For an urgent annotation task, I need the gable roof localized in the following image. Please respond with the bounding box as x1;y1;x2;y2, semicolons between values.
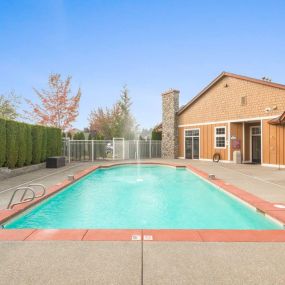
178;72;285;115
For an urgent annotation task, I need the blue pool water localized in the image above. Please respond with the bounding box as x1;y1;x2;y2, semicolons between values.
4;165;282;229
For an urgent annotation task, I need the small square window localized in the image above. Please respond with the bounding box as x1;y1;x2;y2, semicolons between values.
252;127;261;135
216;128;225;135
241;96;247;106
185;129;199;137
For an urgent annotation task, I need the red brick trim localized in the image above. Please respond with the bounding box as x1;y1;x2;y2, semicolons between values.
0;162;284;242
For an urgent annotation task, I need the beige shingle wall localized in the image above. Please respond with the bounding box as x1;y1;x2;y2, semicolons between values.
178;76;285;125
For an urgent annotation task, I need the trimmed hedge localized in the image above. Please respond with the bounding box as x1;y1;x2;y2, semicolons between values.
0;118;6;167
46;127;61;158
32;125;43;165
0;119;62;169
6;120;18;169
17;122;26;167
25;124;32;165
41;127;47;162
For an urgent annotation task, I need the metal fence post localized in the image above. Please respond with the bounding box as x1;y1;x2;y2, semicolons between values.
149;140;152;158
123;139;125;160
113;138;115;160
136;140;139;160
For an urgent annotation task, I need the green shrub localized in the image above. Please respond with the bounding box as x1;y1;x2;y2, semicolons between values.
47;128;57;157
17;122;27;167
46;127;62;157
41;127;47;162
151;130;162;140
6;120;18;168
0;118;6;167
56;129;62;155
32;125;43;164
73;132;85;140
25;124;32;165
2;119;61;168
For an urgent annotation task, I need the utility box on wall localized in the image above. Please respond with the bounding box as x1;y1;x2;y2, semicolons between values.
233;150;242;164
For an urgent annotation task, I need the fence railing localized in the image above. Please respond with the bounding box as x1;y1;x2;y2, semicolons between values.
62;139;162;162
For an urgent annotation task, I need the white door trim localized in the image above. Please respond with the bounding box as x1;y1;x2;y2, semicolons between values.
250;125;261;163
184;128;200;159
242;122;245;162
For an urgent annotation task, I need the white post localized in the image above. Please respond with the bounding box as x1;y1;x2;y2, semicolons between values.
149;140;152;158
113;138;115;160
261;119;263;165
228;122;231;161
242;122;245;162
91;140;94;162
123;138;125;160
136;140;139;160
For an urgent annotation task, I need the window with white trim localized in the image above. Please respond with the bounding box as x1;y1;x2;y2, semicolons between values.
185;129;199;137
215;127;226;148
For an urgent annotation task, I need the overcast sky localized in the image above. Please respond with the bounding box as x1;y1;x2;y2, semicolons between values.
1;0;284;130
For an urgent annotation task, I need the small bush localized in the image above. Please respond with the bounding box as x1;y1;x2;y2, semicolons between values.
46;127;62;157
55;129;62;155
73;132;85;140
151;130;162;140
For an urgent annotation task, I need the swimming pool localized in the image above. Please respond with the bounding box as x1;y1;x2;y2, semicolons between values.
4;165;282;229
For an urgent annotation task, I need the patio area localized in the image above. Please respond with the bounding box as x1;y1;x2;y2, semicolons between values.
1;160;285;284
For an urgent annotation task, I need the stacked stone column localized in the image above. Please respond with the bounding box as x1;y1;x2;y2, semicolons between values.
161;89;179;159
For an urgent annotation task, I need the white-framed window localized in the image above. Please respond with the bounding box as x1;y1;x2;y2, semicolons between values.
251;126;261;135
185;129;199;137
214;126;226;149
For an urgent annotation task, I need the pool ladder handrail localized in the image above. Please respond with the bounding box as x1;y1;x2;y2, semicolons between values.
7;184;47;210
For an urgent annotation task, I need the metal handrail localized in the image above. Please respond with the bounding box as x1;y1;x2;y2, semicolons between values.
28;184;46;199
7;187;35;209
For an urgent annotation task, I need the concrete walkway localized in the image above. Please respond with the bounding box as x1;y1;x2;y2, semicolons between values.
1;160;285;284
0;241;285;284
185;159;285;203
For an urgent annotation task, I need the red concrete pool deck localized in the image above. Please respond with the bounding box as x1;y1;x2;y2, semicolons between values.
1;229;285;242
1;161;285;242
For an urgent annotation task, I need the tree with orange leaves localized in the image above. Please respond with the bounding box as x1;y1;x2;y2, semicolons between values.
26;74;81;131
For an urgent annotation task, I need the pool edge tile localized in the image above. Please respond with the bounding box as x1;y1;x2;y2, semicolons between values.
142;230;202;241
0;229;36;241
198;230;285;242
25;229;88;241
83;229;142;241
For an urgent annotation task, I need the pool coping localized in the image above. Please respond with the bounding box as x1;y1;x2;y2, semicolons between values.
1;161;285;242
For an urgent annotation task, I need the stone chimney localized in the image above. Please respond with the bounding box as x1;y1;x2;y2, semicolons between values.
161;89;179;159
